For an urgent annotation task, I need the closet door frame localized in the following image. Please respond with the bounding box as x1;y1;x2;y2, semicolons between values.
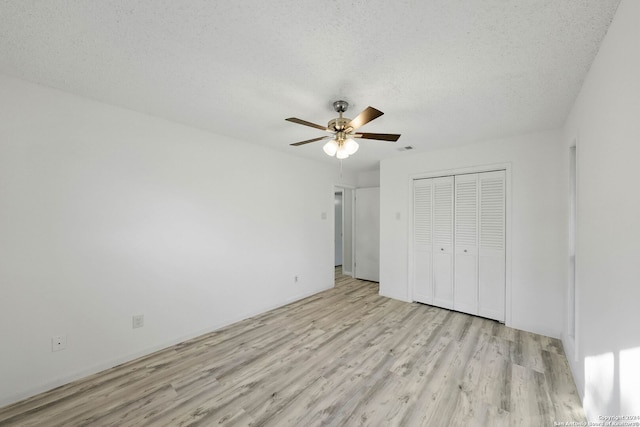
408;163;512;326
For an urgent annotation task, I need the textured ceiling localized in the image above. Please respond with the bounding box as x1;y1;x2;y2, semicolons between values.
0;0;620;172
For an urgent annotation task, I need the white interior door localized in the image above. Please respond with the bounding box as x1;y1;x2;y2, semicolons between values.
355;187;380;282
478;171;506;321
432;176;454;309
454;174;479;315
413;179;433;304
411;170;506;321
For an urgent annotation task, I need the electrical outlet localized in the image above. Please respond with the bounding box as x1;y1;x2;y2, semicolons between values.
132;314;144;329
51;335;67;352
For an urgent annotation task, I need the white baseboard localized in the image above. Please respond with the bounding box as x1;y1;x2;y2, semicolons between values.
508;321;562;340
0;284;333;409
379;290;412;303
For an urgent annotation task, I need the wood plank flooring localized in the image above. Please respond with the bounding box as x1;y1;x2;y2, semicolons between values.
0;267;586;426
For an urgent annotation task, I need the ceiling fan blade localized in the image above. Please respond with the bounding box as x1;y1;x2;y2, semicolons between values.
353;132;401;142
347;107;384;131
285;117;329;131
290;136;332;146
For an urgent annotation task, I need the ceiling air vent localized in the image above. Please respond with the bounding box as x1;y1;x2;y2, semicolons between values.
398;146;414;151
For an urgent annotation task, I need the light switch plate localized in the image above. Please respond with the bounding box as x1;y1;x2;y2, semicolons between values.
132;314;144;329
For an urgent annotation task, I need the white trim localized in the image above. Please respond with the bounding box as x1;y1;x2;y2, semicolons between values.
334;184;355;277
408;162;511;180
407;180;415;301
559;139;581;365
573;137;580;362
407;162;513;326
334;188;344;269
505;166;513;327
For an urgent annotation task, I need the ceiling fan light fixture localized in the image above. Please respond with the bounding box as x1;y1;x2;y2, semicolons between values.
336;148;349;160
323;139;339;156
344;138;359;155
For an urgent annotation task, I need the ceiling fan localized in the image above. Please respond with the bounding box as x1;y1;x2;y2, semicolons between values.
286;100;401;159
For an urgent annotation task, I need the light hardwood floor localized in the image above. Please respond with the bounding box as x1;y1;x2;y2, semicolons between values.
0;267;585;426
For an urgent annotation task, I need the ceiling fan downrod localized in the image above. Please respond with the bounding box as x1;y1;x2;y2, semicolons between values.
329;100;351;132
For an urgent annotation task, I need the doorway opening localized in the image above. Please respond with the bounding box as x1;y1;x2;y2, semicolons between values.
334;186;354;277
568;145;577;340
335;191;343;268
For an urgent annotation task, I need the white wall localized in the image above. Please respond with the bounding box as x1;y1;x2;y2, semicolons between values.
357;169;380;188
380;130;567;338
562;0;640;420
0;75;336;406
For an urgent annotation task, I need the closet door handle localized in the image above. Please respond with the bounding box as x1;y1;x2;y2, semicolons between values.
440;248;444;251
464;249;467;253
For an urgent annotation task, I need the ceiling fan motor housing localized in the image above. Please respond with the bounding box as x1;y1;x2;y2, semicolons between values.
328;117;352;132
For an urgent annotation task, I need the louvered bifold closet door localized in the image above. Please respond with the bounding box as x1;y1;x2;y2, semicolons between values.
454;174;479;315
413;179;433;304
478;170;506;321
432;176;454;309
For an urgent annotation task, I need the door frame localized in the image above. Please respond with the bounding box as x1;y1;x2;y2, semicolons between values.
334;190;344;268
334;185;355;277
566;140;579;362
407;162;512;326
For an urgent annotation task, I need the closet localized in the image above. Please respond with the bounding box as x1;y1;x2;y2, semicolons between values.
413;170;505;322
